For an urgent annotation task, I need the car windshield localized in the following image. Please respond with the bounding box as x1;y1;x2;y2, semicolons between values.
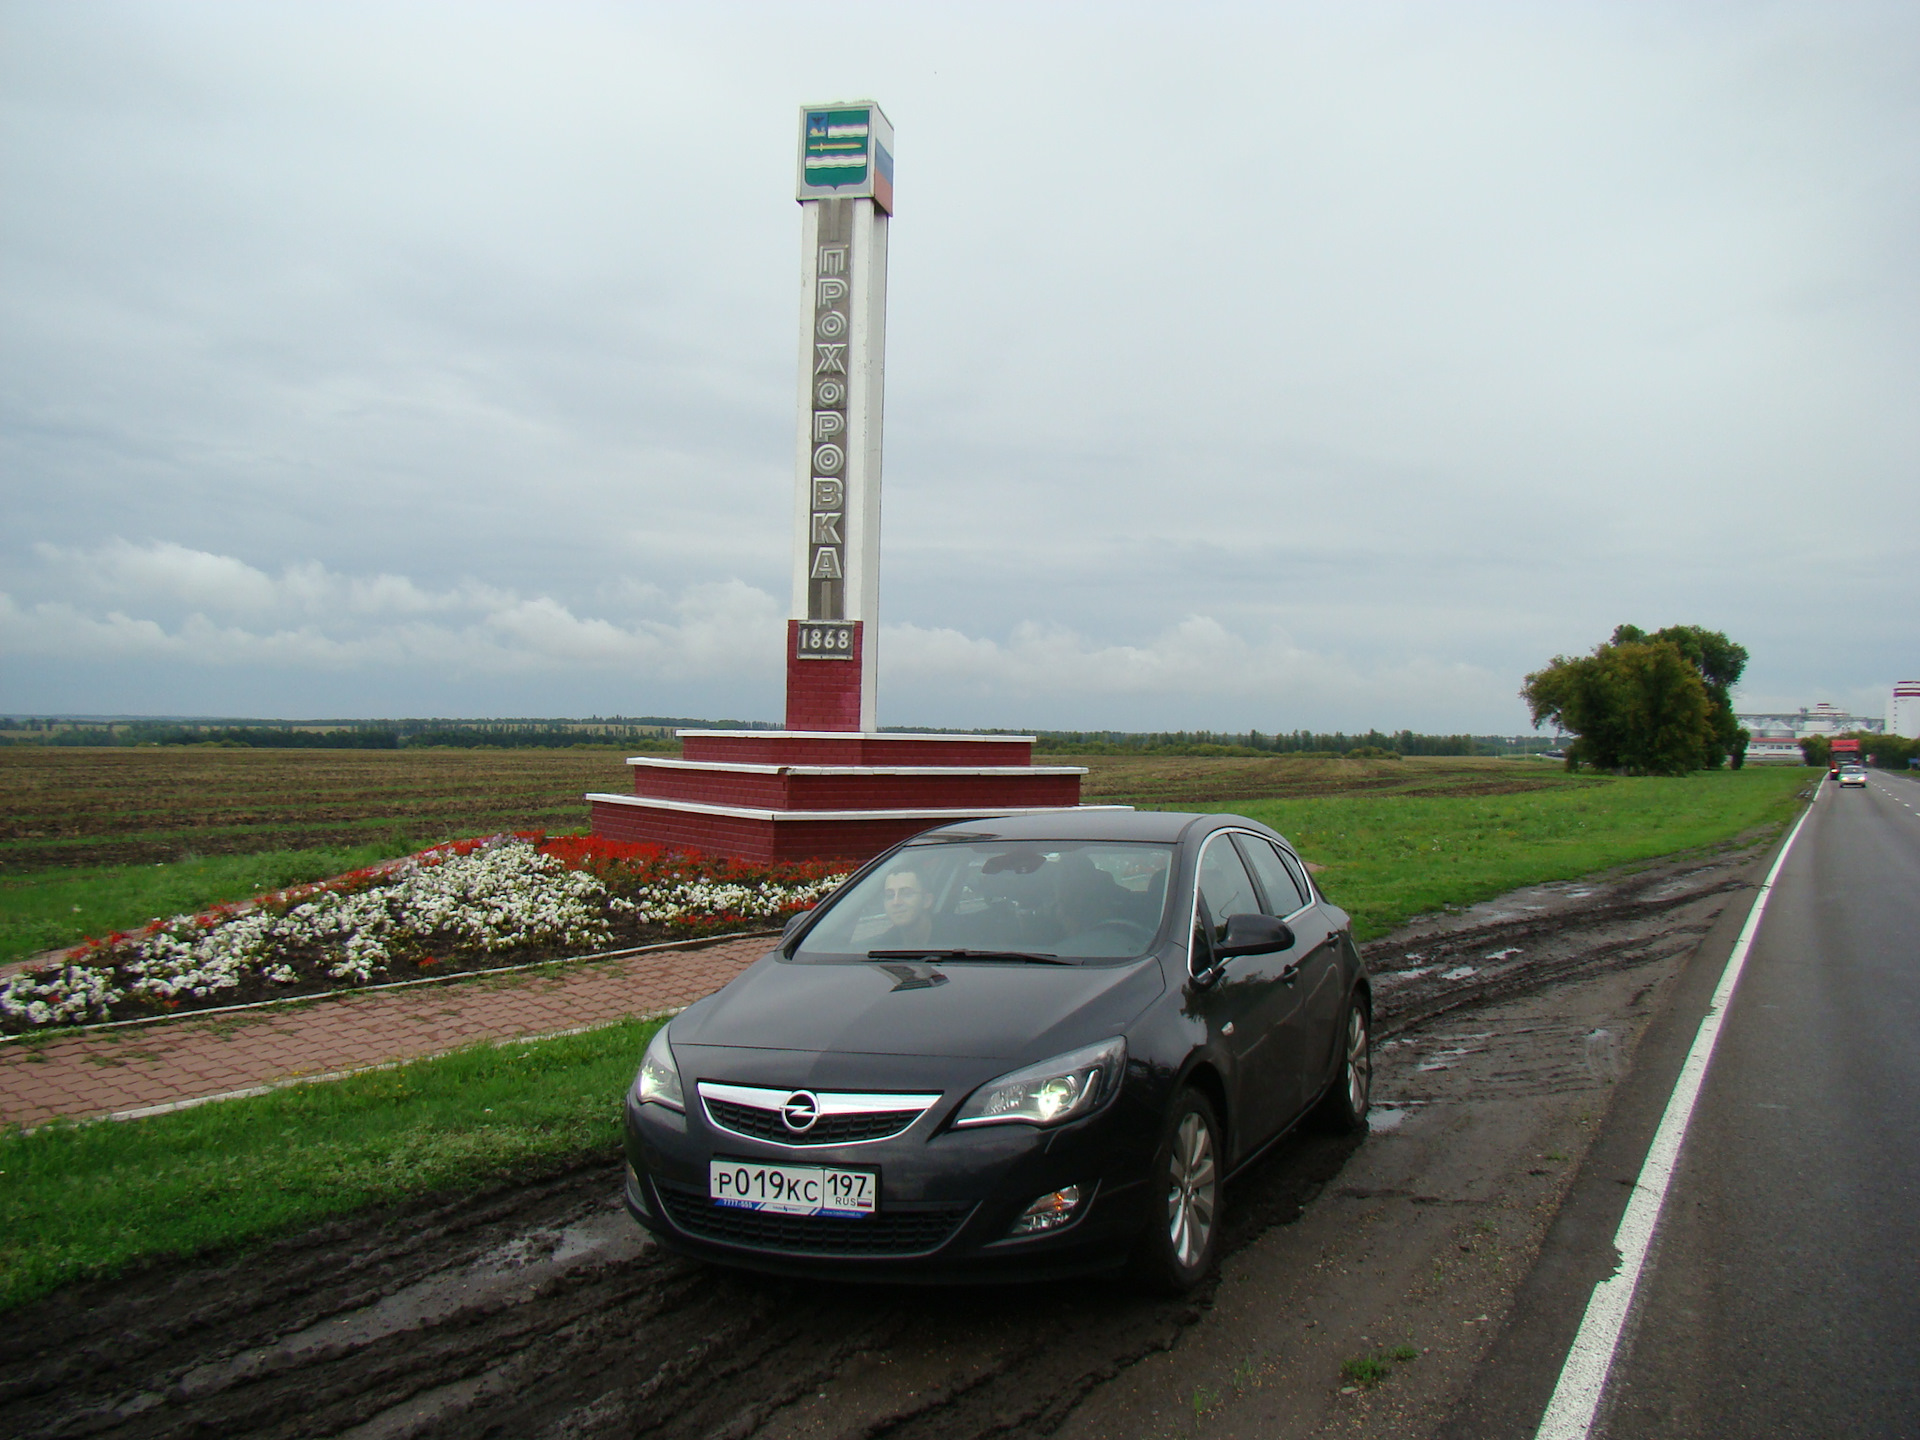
792;841;1176;964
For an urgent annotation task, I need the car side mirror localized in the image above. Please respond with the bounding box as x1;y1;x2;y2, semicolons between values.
1215;912;1294;959
780;908;814;944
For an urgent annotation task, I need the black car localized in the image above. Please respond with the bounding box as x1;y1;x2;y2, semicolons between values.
621;809;1371;1291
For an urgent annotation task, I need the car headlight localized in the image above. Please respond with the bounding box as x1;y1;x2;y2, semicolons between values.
953;1038;1126;1128
637;1024;684;1111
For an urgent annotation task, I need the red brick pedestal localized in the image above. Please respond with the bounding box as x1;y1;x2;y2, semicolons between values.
786;620;863;731
587;729;1123;864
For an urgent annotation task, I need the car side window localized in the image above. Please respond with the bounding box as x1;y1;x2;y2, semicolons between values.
1235;835;1308;916
1196;835;1261;946
1277;846;1316;906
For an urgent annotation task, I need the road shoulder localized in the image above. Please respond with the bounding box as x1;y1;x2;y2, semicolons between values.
1431;811;1807;1439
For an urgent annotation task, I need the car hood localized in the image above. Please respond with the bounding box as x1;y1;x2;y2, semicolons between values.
670;950;1167;1064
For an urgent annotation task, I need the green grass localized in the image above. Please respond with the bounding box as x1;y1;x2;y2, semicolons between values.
1341;1355;1392;1386
0;762;1816;1314
1231;767;1809;940
1341;1345;1420;1388
0;842;426;965
0;1015;659;1312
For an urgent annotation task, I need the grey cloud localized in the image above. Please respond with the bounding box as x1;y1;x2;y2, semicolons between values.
2;1;1915;729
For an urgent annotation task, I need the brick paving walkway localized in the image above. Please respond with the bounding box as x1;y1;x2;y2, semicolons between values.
0;934;775;1131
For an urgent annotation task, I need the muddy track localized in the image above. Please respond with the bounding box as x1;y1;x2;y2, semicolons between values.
0;847;1758;1440
1361;857;1753;1039
0;1138;1362;1440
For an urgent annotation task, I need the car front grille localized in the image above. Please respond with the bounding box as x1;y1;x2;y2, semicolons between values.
695;1082;941;1148
654;1184;972;1257
704;1099;917;1145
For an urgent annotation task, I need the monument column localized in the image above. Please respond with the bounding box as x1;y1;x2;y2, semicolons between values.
585;99;1106;863
786;101;893;733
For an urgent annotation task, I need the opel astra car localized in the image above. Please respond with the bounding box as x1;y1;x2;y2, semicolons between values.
621;810;1371;1291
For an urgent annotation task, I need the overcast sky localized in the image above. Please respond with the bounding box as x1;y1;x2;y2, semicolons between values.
3;1;1914;732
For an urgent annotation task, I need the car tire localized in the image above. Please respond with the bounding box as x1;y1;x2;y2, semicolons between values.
1130;1088;1224;1295
1310;995;1372;1133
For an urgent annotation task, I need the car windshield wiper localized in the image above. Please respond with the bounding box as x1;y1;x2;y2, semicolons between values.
866;948;1072;965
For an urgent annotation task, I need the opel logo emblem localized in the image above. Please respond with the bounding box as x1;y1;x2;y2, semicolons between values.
781;1091;819;1132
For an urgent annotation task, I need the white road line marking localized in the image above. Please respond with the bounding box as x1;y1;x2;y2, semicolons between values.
1533;803;1813;1440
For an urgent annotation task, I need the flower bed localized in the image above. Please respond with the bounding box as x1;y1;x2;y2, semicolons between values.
0;836;852;1033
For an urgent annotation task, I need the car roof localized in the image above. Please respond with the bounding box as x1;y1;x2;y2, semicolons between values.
907;809;1230;845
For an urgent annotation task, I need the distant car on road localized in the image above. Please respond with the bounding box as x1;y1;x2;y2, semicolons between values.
621;809;1371;1292
1838;764;1868;788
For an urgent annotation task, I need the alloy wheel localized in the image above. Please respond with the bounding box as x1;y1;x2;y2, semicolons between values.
1345;1006;1371;1114
1166;1111;1218;1268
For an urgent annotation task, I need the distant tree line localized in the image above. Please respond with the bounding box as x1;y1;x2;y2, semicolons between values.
3;718;1563;759
1027;729;1557;759
1799;732;1920;770
0;716;775;750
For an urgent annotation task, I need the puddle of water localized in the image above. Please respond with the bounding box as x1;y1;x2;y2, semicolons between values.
1368;1108;1409;1133
1441;965;1477;981
1583;1028;1620;1083
1483;948;1522;962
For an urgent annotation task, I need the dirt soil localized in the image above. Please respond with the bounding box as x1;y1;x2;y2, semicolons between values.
0;843;1763;1440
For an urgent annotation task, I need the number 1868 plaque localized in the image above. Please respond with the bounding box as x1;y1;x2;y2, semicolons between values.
795;622;855;660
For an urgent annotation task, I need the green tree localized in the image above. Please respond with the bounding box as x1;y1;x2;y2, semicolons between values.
1523;631;1722;775
1864;732;1920;769
1614;624;1749;768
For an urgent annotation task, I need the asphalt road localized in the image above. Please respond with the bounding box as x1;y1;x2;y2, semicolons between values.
1443;772;1920;1440
1595;771;1920;1438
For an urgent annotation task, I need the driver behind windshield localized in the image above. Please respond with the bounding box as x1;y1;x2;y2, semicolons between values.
870;866;936;951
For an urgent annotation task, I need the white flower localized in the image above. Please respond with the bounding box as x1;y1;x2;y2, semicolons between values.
3;839;850;1030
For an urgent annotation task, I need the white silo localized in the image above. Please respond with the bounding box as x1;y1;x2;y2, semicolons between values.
1893;681;1920;740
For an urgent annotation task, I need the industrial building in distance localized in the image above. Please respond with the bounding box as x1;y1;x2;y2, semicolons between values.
1735;696;1913;763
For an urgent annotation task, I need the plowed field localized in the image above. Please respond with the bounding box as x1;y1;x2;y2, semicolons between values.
0;749;1582;874
0;748;636;872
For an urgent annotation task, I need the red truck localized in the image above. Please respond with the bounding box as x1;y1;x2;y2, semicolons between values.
1829;737;1862;777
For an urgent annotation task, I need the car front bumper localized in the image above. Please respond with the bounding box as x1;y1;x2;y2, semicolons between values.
622;1087;1158;1283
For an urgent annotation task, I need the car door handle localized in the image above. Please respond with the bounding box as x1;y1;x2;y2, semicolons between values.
1279;962;1300;984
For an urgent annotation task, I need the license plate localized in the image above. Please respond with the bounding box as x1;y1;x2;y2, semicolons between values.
709;1159;877;1217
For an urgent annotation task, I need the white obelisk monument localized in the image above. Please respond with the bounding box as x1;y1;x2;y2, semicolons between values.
785;101;893;732
586;102;1105;862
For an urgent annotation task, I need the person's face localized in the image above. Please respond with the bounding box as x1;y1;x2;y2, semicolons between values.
883;871;928;929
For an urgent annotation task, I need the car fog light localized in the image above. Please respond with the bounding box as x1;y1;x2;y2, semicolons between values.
1010;1185;1084;1235
623;1162;660;1221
